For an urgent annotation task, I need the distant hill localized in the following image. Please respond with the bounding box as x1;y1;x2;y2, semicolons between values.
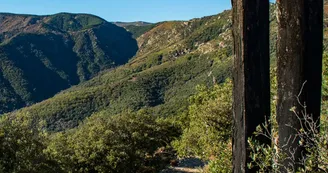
0;13;138;114
113;21;153;27
113;21;157;38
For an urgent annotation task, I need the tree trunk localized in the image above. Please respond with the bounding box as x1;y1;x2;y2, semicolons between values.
276;0;323;171
232;0;270;172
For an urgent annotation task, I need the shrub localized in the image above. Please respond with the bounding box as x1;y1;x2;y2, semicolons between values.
45;110;180;173
172;80;232;172
0;113;60;173
248;105;328;172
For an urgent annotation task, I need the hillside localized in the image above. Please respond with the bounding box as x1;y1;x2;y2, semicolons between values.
0;13;138;114
7;10;233;131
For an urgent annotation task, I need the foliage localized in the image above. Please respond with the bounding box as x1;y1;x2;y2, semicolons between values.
322;54;328;99
248;110;328;173
248;52;328;173
172;80;232;170
44;111;180;173
0;110;180;172
204;142;232;173
0;113;61;173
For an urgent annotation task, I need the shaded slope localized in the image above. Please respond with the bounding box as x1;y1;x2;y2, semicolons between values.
0;13;138;114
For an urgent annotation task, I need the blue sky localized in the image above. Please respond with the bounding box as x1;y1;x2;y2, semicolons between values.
0;0;232;23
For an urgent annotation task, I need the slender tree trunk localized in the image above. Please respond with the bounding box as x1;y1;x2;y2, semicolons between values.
276;0;323;171
232;0;270;172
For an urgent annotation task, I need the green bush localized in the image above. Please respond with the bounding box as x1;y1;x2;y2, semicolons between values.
173;80;232;170
0;113;60;173
45;110;180;173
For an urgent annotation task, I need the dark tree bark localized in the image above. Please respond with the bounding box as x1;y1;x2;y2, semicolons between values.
232;0;270;172
276;0;323;171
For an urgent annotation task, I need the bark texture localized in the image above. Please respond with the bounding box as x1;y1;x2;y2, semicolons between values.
276;0;323;171
232;0;270;172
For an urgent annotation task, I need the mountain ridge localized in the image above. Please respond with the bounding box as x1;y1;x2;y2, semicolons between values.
113;21;153;27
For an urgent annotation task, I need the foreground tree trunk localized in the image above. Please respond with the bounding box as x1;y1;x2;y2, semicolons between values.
276;0;323;171
232;0;270;172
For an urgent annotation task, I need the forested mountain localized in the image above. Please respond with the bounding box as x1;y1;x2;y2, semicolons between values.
7;10;233;131
0;13;138;114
